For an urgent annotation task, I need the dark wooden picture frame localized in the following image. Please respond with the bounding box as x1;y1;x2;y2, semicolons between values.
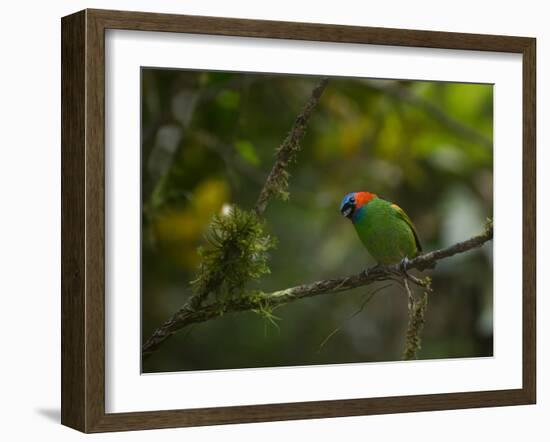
61;8;536;433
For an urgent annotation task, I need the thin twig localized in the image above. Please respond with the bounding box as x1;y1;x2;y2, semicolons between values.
403;278;414;312
318;283;392;352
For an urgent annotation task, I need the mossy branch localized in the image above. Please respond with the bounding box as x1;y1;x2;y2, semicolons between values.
142;223;493;359
402;282;431;361
255;78;329;216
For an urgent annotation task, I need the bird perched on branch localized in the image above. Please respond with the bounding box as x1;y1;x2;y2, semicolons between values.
340;191;422;266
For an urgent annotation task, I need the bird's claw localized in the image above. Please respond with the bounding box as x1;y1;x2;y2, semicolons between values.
399;257;410;275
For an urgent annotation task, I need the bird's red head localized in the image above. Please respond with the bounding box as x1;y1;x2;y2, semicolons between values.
354;191;377;209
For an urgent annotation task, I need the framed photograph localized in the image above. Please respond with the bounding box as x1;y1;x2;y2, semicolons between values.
61;9;536;433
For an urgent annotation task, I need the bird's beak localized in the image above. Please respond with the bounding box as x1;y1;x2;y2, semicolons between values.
341;204;354;219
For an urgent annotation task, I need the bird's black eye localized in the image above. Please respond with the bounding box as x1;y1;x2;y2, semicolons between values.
350;197;355;204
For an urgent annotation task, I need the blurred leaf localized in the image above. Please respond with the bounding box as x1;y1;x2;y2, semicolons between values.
234;140;260;165
193;178;230;213
444;83;492;122
152;178;231;270
427;145;467;174
216;89;240;109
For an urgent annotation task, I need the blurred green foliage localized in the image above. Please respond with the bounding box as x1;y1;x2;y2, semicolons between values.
141;69;493;373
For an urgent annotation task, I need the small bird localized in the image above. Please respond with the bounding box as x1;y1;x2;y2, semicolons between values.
340;191;422;266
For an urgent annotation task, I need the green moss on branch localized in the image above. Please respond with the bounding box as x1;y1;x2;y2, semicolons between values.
191;206;276;302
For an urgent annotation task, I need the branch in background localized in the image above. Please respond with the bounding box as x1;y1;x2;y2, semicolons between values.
255;78;329;216
142;223;493;359
364;80;493;149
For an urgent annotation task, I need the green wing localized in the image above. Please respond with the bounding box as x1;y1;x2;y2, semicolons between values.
389;203;423;253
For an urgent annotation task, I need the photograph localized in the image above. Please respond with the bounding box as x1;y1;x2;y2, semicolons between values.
140;69;494;373
53;4;537;435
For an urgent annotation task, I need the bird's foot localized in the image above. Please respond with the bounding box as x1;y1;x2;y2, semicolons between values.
399;257;410;276
398;257;426;289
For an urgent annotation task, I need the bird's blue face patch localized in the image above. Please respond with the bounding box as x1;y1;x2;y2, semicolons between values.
339;193;355;211
340;192;357;219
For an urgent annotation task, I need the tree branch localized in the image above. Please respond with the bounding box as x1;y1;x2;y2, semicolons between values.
255;78;329;216
142;222;493;359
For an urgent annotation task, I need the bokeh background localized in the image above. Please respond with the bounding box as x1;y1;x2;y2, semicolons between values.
141;69;493;373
